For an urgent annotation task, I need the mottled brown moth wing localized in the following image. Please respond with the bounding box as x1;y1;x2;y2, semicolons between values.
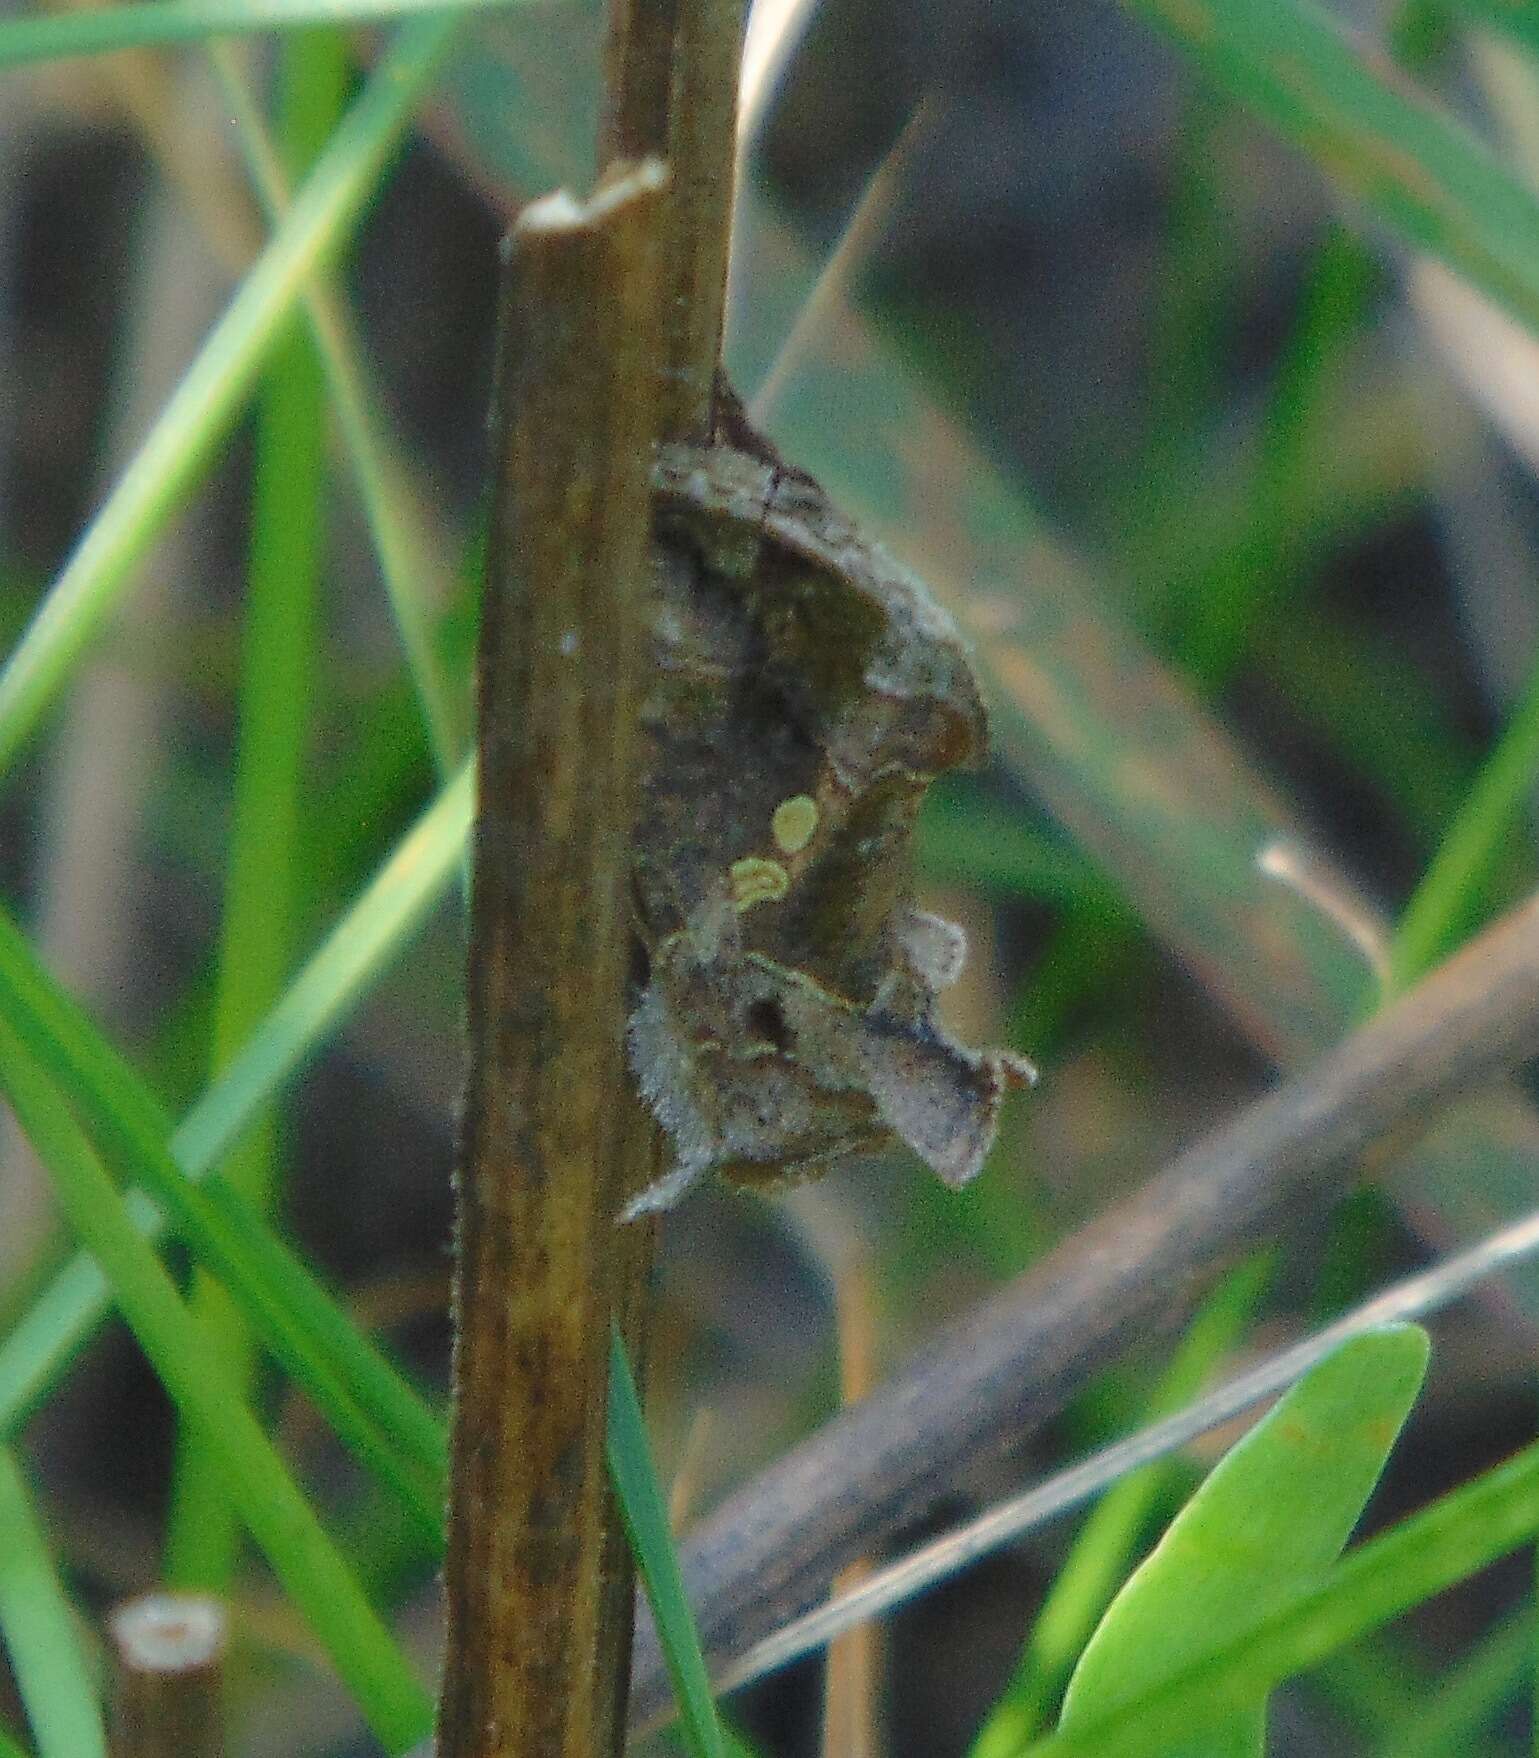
622;419;1034;1222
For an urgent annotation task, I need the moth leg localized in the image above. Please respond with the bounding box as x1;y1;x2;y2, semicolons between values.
617;1156;711;1223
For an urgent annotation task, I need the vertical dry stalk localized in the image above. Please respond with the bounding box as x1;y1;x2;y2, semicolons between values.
656;0;744;440
602;0;749;442
437;161;666;1758
599;0;681;164
436;11;746;1756
108;1593;226;1758
589;2;747;1748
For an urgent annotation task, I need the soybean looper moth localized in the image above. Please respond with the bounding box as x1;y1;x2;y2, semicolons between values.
622;398;1035;1221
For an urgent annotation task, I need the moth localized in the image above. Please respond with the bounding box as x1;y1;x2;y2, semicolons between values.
622;400;1035;1221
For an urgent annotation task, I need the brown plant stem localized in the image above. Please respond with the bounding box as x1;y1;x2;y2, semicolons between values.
436;162;665;1758
602;0;748;441
599;0;681;163
627;886;1539;1730
656;0;744;440
590;2;745;1745
108;1593;226;1758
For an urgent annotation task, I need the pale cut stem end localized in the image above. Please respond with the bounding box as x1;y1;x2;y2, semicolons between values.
109;1593;226;1758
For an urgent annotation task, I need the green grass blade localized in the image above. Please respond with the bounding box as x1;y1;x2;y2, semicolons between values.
1176;227;1379;686
1263;613;1476;855
1118;0;1539;340
209;45;465;773
1016;1340;1539;1758
608;1328;726;1758
0;760;470;1463
1024;1415;1539;1758
0;907;444;1539
1388;655;1539;988
1450;0;1539;60
1370;1606;1530;1758
0;1447;105;1758
1056;1326;1428;1756
1142;91;1234;451
175;753;472;1170
918;790;1110;906
1311;1634;1424;1734
0;13;460;778
0;0;510;68
167;18;343;1599
0;1017;433;1751
970;1257;1272;1758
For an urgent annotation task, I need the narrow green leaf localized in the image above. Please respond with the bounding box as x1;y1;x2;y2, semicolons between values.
0;760;468;1436
0;0;513;68
1060;1327;1427;1752
1310;1632;1424;1733
970;1257;1272;1758
1026;1413;1539;1757
918;792;1110;906
177;755;473;1173
1176;226;1379;686
0;13;460;777
0;950;448;1516
0;1447;105;1758
1450;0;1539;61
0;914;444;1542
1119;0;1539;342
208;44;465;773
1048;1328;1429;1756
0;1016;433;1751
608;1328;726;1758
1389;654;1539;988
168;17;344;1599
1142;91;1234;447
667;1716;766;1758
1263;614;1476;855
1370;1605;1530;1758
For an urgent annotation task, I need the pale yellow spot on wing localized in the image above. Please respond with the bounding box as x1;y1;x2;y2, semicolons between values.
771;794;818;855
730;857;790;911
